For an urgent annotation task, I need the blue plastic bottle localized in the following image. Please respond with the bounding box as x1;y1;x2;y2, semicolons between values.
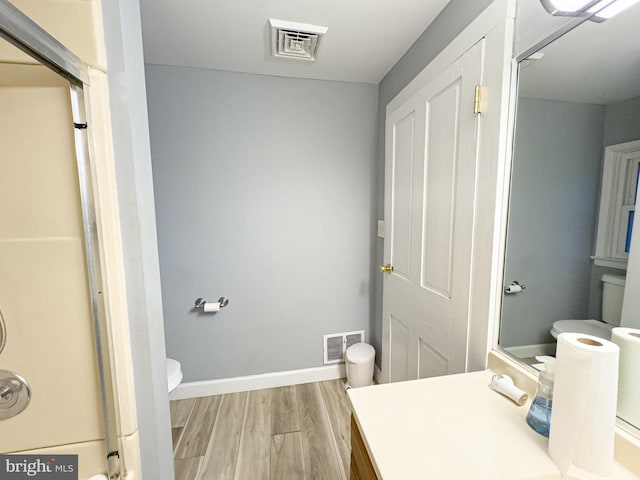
526;356;555;437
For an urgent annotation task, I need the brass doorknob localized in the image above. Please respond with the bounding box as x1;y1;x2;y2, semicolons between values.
379;263;393;274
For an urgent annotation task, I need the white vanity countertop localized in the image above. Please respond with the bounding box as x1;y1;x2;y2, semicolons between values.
347;371;639;479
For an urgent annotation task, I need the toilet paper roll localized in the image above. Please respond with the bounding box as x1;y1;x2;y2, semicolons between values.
505;284;522;293
203;302;220;313
548;333;619;476
612;327;640;427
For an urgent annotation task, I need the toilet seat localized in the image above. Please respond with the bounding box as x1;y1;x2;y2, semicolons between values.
167;358;183;393
550;319;613;340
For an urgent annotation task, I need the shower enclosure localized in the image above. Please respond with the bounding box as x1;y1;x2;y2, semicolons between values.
0;2;125;478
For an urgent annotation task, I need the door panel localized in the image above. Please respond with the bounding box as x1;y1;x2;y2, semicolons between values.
389;315;412;382
383;41;483;383
422;79;461;297
418;337;449;379
390;112;417;280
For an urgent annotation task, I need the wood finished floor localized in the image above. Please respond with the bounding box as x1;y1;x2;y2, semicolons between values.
170;379;353;480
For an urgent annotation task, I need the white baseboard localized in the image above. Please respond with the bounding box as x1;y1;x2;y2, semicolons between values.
504;343;556;359
169;364;347;400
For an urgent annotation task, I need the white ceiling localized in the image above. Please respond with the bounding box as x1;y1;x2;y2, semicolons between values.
139;0;451;84
518;1;640;105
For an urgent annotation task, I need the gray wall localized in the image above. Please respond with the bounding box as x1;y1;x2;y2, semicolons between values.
500;98;606;347
603;95;640;147
99;1;174;478
371;0;494;365
146;65;378;381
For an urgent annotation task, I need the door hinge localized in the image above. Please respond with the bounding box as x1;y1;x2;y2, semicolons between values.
473;85;482;114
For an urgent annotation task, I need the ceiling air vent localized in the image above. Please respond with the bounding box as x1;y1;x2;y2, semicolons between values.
269;19;328;62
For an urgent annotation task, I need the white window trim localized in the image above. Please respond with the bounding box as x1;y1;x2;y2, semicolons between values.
593;139;640;269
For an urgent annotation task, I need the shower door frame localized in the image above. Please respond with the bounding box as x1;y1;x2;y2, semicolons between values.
0;1;123;478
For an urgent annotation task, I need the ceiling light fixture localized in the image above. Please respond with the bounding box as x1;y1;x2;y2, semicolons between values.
589;0;640;18
540;0;640;20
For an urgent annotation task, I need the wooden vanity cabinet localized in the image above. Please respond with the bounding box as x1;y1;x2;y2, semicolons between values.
350;414;379;480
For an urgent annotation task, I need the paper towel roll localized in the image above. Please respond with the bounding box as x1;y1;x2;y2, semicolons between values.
612;327;640;427
203;302;220;313
548;333;619;476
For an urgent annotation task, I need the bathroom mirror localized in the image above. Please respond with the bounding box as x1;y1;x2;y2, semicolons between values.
499;1;640;430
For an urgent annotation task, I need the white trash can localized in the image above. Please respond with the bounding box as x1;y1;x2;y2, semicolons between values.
345;342;375;388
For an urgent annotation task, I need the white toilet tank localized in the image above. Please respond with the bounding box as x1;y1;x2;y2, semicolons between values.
601;273;626;326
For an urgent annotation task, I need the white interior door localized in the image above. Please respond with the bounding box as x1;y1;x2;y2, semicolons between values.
382;41;483;383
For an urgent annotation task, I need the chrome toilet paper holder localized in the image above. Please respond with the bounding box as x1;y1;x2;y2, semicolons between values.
504;281;526;294
194;297;230;310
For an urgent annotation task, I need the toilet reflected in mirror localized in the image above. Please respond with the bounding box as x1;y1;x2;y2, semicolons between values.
550;274;625;340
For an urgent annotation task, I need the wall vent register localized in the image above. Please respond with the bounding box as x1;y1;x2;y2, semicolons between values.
324;330;364;364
